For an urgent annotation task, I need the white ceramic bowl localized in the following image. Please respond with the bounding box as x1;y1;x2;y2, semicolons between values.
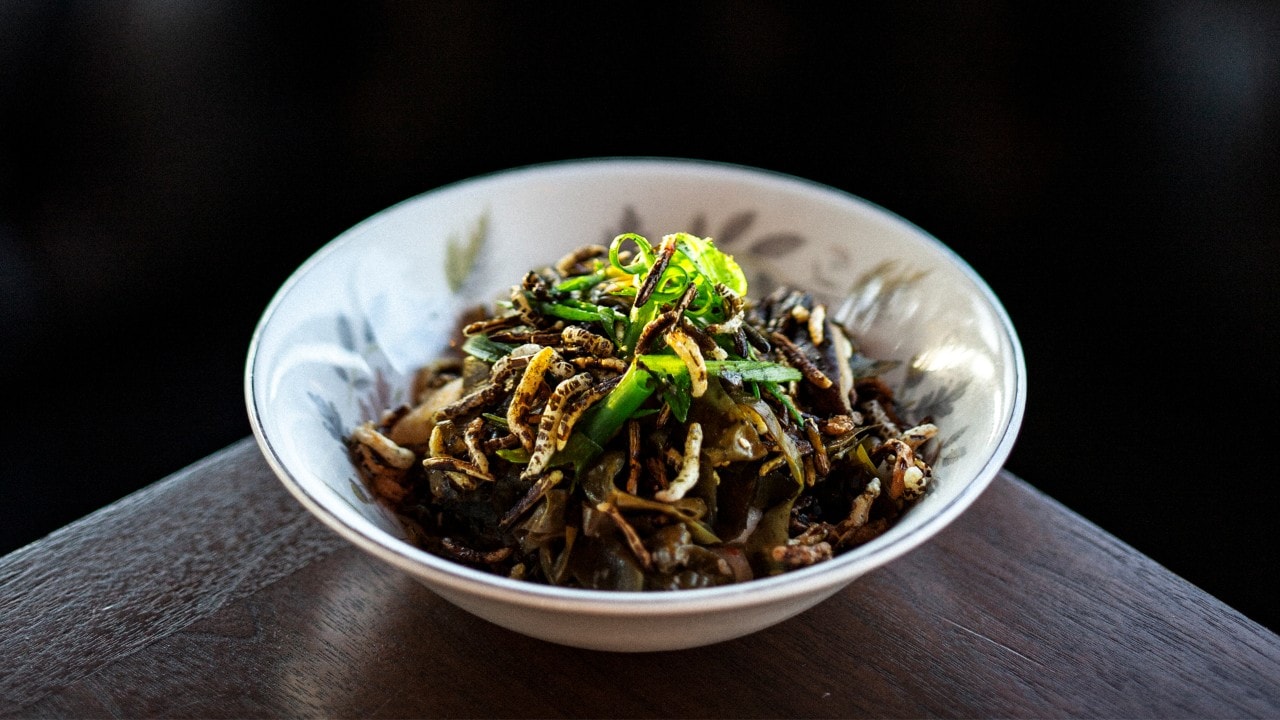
245;157;1026;652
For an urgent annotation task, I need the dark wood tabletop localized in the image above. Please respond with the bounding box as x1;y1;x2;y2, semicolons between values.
3;437;1278;719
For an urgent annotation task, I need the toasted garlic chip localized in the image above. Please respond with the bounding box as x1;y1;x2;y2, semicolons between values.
554;375;622;451
437;382;505;421
808;303;826;346
352;422;415;469
902;423;939;450
903;464;928;500
508;346;557;452
524;372;593;478
463;417;490;476
488;353;522;377
665;325;708;398
879;438;920;502
422;456;494;484
842;477;881;534
655;422;703;503
562;325;614;357
571;356;628;373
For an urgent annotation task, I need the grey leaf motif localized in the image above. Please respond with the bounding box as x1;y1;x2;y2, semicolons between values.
751;271;779;298
309;391;346;442
934;426;969;467
446;213;488;292
609;206;645;242
687;213;708;238
905;377;968;424
747;232;805;257
349;477;372;504
336;315;356;352
903;362;928;391
834;260;930;332
810;244;857;293
713;211;757;246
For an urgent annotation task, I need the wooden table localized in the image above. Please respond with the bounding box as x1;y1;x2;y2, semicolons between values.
4;438;1278;718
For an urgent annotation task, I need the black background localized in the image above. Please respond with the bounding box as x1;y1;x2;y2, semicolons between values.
3;4;1277;633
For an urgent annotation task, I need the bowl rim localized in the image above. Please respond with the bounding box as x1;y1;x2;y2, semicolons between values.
245;155;1027;614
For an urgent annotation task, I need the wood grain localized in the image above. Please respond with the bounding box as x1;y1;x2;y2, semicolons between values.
0;439;345;715
3;438;1279;718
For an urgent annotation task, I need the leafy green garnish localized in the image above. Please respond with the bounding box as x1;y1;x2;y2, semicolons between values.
672;232;747;297
467;232;802;474
538;233;780;470
608;232;747;354
461;334;517;363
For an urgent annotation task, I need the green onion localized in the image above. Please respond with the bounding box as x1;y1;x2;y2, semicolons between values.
637;355;802;384
538;301;606;323
462;334;516;363
540;233;806;474
763;380;805;426
553;270;607;293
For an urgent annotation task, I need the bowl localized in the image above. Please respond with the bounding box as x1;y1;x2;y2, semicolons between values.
245;157;1026;652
